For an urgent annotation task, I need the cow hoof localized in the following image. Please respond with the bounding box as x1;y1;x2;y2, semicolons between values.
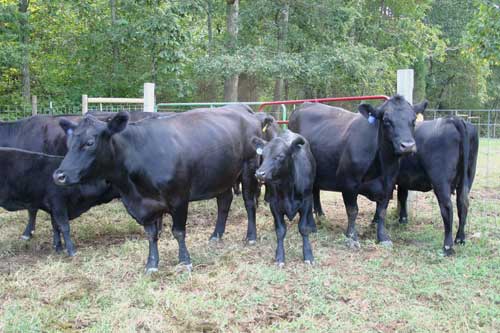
145;267;159;275
209;235;223;243
454;238;466;245
275;261;285;268
345;238;360;249
304;260;314;266
399;217;408;225
176;263;193;273
379;240;393;248
20;235;31;241
67;250;77;257
443;246;455;256
246;239;257;246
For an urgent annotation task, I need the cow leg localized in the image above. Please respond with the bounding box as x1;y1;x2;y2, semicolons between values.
209;188;233;242
21;208;38;240
50;217;63;253
434;186;454;256
51;210;76;257
374;199;392;246
270;203;287;266
144;218;162;274
299;201;315;264
398;186;409;224
313;185;325;217
242;159;259;244
342;192;360;248
171;203;192;269
455;185;469;245
371;202;381;225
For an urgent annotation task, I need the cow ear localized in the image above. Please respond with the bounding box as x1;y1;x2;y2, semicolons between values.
288;136;305;154
251;136;267;155
261;114;275;132
59;118;77;136
107;111;129;135
358;103;383;120
413;100;428;115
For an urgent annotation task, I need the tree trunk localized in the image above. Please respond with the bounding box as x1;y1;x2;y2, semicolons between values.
110;0;120;93
19;0;30;104
272;2;289;112
238;73;258;102
201;0;217;101
224;0;239;102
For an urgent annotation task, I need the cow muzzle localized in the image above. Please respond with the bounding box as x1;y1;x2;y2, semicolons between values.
53;170;68;186
399;140;417;154
255;170;268;184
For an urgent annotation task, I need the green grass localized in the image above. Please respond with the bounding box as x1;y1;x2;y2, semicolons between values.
0;138;498;332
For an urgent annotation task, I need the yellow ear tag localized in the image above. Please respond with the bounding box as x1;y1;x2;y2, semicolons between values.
416;113;424;123
262;124;268;133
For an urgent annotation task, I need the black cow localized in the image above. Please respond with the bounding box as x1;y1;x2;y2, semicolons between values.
0;147;116;256
289;95;428;247
359;117;479;255
53;106;262;273
253;130;316;265
0;111;172;239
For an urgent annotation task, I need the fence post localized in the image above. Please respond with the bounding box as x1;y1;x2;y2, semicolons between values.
397;69;415;218
82;94;88;114
31;95;37;116
144;83;155;112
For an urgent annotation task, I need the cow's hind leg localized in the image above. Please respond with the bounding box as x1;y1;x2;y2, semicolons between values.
299;200;315;264
342;192;360;248
144;217;163;274
434;185;454;255
397;186;409;224
51;209;76;257
313;185;324;217
242;158;259;244
209;188;233;242
270;203;287;266
171;202;192;270
21;208;38;240
455;184;469;245
50;217;63;253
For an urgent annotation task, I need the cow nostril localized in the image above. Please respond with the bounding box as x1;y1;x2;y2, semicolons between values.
400;141;415;150
54;171;66;184
255;171;265;179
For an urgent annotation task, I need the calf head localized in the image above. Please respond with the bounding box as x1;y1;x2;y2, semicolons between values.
358;95;427;155
255;112;279;141
53;112;130;185
253;131;305;183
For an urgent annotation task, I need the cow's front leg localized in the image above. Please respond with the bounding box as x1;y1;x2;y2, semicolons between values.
375;198;392;246
242;158;259;244
21;208;38;240
313;185;324;217
209;188;233;242
342;192;360;248
270;203;287;266
299;200;315;264
171;203;192;269
397;186;409;224
51;209;76;257
50;217;63;253
144;218;162;274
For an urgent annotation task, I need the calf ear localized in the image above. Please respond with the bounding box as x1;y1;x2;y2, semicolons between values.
107;111;129;135
358;104;383;119
59;118;78;136
288;136;305;154
413;100;428;115
251;136;267;155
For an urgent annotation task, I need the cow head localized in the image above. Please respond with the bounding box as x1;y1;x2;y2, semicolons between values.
53;112;129;186
358;95;427;155
252;131;305;183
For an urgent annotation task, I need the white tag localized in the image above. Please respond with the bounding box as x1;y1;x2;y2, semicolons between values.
256;147;263;155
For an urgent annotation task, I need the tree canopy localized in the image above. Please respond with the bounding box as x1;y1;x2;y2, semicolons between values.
0;0;498;109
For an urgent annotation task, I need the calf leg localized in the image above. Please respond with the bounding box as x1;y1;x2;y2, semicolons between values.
171;203;191;269
434;186;454;255
299;201;315;264
50;217;63;253
144;217;162;274
21;208;38;240
51;209;76;257
313;185;324;217
342;192;360;248
398;186;409;224
242;159;259;244
270;203;287;265
455;185;469;245
209;188;233;241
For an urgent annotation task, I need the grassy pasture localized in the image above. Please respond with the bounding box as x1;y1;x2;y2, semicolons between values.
0;140;498;332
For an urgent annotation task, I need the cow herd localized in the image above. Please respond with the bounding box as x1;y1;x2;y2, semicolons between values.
0;95;478;273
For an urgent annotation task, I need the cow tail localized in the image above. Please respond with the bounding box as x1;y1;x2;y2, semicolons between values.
451;117;470;203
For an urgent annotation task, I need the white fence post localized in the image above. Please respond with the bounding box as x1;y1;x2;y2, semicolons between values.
82;94;88;114
31;95;37;116
144;83;155;112
397;69;415;217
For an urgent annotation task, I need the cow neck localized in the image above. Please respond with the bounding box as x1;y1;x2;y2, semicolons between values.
105;132;130;187
377;121;401;188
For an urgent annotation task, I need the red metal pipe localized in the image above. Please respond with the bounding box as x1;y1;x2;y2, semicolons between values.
257;95;389;112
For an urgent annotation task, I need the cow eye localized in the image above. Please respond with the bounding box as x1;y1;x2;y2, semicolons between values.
85;139;95;147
